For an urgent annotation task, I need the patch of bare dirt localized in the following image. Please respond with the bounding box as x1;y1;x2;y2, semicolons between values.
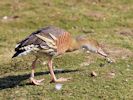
80;43;133;67
115;28;133;36
107;71;116;78
103;44;133;60
84;11;107;21
116;5;132;12
80;53;96;67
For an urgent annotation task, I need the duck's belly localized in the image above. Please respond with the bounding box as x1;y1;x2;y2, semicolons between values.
31;49;58;58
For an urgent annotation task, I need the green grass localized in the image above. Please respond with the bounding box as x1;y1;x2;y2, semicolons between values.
0;0;133;99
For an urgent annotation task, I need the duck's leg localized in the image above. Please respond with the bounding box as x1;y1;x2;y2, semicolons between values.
48;57;71;83
30;57;44;85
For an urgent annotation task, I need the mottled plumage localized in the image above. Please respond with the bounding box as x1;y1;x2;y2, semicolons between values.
12;26;72;58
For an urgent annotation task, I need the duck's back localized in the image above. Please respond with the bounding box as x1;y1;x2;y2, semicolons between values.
12;26;72;58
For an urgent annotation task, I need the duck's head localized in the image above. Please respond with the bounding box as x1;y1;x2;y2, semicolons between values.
70;35;107;57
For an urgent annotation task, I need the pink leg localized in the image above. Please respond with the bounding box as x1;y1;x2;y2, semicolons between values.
48;57;57;81
30;57;44;85
48;57;71;83
31;57;37;78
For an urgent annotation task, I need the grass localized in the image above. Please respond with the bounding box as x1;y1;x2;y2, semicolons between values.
0;0;133;99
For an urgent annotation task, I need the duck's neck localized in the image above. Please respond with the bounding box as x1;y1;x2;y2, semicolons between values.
68;38;84;51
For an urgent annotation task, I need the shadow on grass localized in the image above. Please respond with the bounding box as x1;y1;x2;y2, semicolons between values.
0;69;79;90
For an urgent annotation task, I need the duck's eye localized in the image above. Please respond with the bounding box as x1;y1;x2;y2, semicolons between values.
82;45;88;50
